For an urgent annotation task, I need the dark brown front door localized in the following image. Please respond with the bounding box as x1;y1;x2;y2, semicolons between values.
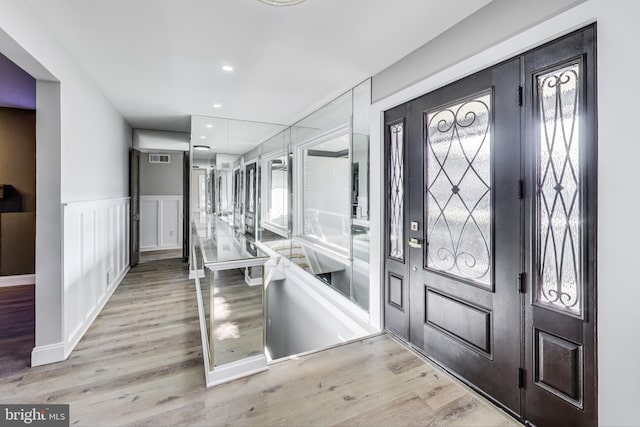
383;25;597;426
245;162;257;236
130;149;141;267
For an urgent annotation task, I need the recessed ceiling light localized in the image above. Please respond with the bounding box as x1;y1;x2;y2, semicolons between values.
222;65;233;72
258;0;306;6
200;135;206;139
213;104;222;108
193;145;210;151
206;124;214;128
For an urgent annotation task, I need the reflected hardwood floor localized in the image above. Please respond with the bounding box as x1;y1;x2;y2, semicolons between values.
139;249;183;263
0;259;520;426
212;269;263;365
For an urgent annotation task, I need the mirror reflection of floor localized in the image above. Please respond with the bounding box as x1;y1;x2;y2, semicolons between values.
212;269;263;366
140;249;183;264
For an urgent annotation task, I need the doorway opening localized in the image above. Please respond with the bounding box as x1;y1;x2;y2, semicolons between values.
130;130;191;267
0;51;36;372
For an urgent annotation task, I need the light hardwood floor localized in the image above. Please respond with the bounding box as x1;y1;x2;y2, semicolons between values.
139;249;183;263
0;259;520;426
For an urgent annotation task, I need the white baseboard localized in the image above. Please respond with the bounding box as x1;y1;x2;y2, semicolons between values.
0;274;35;287
64;266;129;359
206;355;268;388
31;342;65;367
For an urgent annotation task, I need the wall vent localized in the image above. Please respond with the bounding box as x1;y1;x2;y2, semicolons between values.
149;153;170;164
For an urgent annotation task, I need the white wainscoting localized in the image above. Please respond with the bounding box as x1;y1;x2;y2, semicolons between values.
140;195;183;251
62;197;130;358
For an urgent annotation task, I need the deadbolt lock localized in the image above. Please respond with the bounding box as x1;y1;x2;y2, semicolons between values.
411;221;420;231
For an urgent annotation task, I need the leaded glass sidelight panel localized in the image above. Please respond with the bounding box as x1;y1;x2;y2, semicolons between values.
389;123;404;260
536;63;582;314
248;168;255;213
425;92;492;285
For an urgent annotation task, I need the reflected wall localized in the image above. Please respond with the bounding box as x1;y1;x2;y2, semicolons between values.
190;79;371;312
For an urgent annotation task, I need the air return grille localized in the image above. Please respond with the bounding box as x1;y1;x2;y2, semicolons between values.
149;153;170;164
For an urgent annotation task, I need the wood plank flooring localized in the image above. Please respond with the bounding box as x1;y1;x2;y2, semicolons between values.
0;284;34;376
140;249;183;263
0;259;520;426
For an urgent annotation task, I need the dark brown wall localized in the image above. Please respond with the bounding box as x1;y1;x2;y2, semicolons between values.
0;107;36;276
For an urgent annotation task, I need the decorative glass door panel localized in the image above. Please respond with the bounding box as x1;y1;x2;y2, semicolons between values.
536;63;582;315
425;92;492;286
389;123;405;261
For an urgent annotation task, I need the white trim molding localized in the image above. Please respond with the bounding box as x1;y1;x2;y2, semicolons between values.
0;274;35;287
31;342;65;367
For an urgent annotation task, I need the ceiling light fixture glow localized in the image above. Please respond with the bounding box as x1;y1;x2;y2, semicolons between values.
200;135;206;139
206;124;214;128
213;104;222;108
258;0;306;6
222;65;233;72
193;145;210;151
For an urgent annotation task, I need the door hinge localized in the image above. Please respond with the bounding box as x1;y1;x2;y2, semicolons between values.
517;179;524;199
517;86;523;106
518;367;525;388
517;272;526;293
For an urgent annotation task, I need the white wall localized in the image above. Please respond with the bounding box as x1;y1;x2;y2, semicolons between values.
370;1;639;425
133;129;189;152
593;2;640;425
0;0;132;365
266;272;372;360
139;151;184;196
140;195;183;251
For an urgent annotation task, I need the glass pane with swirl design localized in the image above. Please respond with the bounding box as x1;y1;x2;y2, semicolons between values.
537;63;582;314
425;92;492;285
389;123;404;260
248;169;255;213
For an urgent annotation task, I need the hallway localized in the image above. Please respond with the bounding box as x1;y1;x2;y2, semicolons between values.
0;259;518;426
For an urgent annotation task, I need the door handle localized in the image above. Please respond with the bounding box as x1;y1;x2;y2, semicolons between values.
409;238;422;249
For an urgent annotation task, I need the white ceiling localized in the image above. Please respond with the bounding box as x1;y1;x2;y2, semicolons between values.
27;0;491;132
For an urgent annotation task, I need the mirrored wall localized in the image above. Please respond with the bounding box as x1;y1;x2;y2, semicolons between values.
190;79;371;313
